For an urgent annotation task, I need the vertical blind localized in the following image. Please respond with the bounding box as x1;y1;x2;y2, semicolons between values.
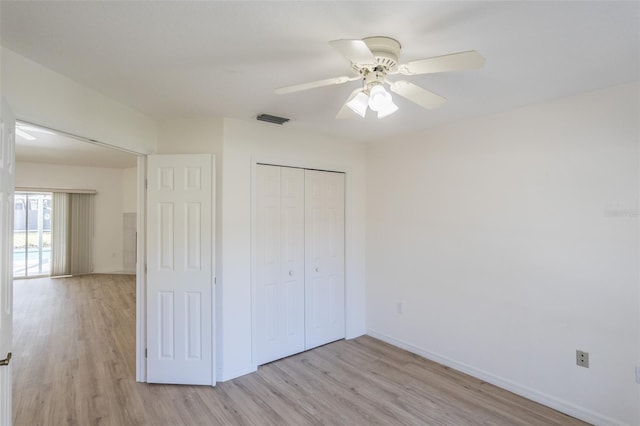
51;192;95;276
50;192;69;276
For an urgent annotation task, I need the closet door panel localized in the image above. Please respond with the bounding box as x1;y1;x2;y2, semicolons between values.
256;165;305;365
304;170;345;349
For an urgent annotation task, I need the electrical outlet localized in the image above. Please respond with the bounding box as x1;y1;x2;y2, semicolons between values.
576;350;589;368
635;365;640;384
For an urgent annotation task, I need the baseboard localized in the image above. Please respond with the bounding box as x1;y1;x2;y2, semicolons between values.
346;330;366;340
103;270;136;275
219;365;257;382
366;329;625;426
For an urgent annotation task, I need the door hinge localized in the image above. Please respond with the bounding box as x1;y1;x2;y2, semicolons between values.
0;352;12;366
214;277;216;284
145;348;147;358
145;179;148;190
145;264;147;273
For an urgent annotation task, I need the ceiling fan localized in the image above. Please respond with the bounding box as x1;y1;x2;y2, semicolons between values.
275;37;485;119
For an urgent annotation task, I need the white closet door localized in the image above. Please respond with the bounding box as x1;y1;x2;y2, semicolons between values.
304;170;345;349
256;165;305;365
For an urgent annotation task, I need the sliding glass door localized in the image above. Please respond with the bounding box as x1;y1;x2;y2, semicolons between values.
13;192;52;278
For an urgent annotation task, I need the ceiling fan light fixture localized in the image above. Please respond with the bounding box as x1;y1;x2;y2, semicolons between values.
275;36;485;120
346;92;369;118
368;84;393;112
377;101;399;119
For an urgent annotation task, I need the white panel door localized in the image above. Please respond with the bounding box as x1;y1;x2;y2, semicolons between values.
147;154;213;385
256;165;305;365
0;99;15;425
305;170;345;349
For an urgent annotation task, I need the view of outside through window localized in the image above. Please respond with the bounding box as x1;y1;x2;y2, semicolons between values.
13;192;52;278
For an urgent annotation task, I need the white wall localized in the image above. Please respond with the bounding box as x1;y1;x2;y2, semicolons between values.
156;118;223;155
220;118;367;380
156;118;224;255
1;48;157;155
366;83;640;425
16;162;130;274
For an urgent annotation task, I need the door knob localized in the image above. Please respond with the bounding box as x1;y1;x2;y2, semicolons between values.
288;270;294;276
315;267;320;272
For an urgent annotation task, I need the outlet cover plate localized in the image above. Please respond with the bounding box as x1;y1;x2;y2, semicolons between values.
576;350;589;368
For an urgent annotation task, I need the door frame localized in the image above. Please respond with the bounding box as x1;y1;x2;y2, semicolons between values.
1;97;16;426
250;156;349;372
135;156;147;382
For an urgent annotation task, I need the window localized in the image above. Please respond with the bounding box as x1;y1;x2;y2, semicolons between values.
13;192;52;278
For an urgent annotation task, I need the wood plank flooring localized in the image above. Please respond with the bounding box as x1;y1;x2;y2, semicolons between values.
12;275;587;425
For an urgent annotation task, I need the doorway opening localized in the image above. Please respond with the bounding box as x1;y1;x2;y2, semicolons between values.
12;120;146;382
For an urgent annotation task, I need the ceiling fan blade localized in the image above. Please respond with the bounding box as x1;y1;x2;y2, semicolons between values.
329;39;376;65
275;76;356;95
389;80;446;110
336;89;363;119
398;50;485;75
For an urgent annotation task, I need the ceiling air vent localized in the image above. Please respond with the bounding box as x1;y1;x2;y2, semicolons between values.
256;114;290;125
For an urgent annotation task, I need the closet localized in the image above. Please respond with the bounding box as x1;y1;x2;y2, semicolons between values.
255;164;345;365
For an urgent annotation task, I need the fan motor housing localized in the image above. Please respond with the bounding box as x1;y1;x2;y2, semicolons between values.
360;36;401;72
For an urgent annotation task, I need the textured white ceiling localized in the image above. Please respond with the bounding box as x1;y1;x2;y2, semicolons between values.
2;1;639;144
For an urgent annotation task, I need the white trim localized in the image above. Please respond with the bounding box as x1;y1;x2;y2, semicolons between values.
219;365;257;382
135;156;147;382
15;187;96;194
16;120;145;157
250;160;258;372
211;155;217;386
252;155;349;176
366;329;627;426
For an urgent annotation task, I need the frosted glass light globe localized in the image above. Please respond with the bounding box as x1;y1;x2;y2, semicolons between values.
368;85;392;112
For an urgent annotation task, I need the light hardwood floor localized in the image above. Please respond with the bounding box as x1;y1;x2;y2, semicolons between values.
13;275;587;426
